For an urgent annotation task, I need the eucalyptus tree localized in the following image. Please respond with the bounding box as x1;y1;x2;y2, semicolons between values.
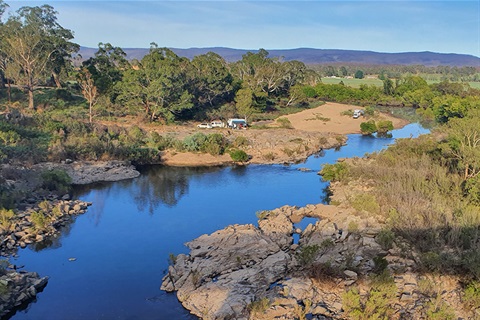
189;52;235;111
82;42;128;97
0;0;9;90
0;4;78;109
116;44;193;122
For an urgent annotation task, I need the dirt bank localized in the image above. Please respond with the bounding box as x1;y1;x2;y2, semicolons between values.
159;102;407;166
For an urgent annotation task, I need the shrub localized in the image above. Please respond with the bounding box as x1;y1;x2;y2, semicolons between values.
425;296;456;320
233;136;249;148
351;193;380;214
276;117;293;129
183;133;207;152
463;281;480;309
320;162;349;182
203;133;227;155
262;152;276;161
41;169;72;194
365;105;375;116
31;211;48;231
376;229;395;250
0;208;15;230
342;276;396;320
296;244;320;266
360;120;377;135
229;149;248;162
376;120;394;135
248;297;270;316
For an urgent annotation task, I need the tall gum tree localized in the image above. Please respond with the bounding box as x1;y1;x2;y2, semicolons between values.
116;45;193;122
0;4;78;109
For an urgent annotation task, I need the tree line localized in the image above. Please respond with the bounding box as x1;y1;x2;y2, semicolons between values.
1;1;479;126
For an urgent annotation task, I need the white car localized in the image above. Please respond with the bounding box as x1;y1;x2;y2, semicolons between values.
197;123;212;129
210;120;225;128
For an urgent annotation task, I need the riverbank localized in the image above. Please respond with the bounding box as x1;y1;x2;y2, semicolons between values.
161;180;473;319
158;102;407;167
0;102;408;318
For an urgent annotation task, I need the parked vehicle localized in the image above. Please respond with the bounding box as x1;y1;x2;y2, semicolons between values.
210;120;225;128
197;123;212;129
227;118;247;129
353;109;364;119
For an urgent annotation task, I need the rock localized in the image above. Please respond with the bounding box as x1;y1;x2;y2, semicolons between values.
344;270;358;280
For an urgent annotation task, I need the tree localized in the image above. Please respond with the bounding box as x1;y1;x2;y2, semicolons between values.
360;120;377;135
78;68;98;123
354;70;364;79
382;78;394;95
189;52;234;110
0;4;78;109
441;110;480;181
82;42;128;96
0;0;9;89
116;45;193;122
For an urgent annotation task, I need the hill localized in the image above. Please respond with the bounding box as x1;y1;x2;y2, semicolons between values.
78;46;480;67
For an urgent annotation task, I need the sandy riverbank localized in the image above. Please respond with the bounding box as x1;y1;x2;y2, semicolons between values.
159;102;407;166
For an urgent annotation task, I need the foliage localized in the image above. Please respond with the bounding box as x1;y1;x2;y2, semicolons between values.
229;149;248;162
41;169;72;193
232;136;249;148
30;210;48;231
320;162;349;182
360;120;377;135
463;281;480;310
248;297;270;316
350;193;380;214
425;297;456;320
0;207;14;229
376;120;393;135
376;229;395;250
296;244;320;266
342;276;396;320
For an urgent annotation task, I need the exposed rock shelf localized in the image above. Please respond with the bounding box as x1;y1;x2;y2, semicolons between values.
161;204;472;319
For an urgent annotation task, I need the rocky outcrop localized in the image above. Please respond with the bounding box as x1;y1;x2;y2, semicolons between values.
0;268;48;318
161;204;474;320
0;199;91;257
35;160;140;185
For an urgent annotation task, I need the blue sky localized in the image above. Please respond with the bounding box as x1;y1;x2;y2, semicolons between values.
4;1;480;57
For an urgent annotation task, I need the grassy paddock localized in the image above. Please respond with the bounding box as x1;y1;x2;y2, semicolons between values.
321;77;383;88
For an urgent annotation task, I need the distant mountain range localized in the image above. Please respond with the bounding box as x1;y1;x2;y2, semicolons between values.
78;47;480;67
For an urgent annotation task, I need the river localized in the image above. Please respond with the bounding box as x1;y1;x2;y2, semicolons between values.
9;123;429;320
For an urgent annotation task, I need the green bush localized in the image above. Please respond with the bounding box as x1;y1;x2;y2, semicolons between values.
376;120;394;135
296;244;320;266
0;208;15;230
31;211;48;231
229;149;248;162
320;162;349;182
376;229;395;250
463;281;480;309
351;193;380;214
41;169;72;194
360;120;377;135
203;133;227;155
183;133;207;152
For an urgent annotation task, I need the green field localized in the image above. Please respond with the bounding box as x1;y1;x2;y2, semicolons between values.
321;77;480;89
321;77;383;88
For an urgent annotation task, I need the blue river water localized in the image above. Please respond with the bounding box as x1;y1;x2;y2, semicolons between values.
9;123;429;320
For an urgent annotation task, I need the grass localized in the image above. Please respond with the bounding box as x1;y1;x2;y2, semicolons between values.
321;77;383;88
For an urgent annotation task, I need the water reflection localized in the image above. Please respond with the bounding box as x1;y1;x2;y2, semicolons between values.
134;166;224;213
